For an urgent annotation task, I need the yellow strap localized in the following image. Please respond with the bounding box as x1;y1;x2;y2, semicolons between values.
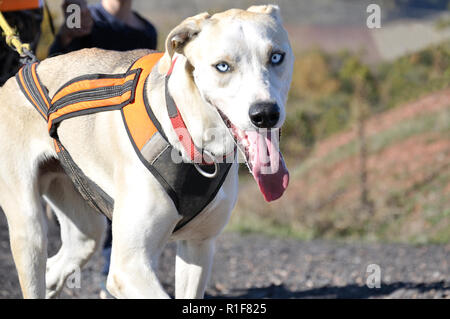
0;10;31;56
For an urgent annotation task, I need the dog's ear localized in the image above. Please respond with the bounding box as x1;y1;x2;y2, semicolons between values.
247;4;282;22
158;12;210;74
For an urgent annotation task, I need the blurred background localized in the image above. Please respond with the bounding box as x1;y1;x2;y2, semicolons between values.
36;0;450;244
0;0;449;299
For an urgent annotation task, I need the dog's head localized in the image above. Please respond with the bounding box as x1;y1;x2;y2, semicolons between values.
160;5;294;201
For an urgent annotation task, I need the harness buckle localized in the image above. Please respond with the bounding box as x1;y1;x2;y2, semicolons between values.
194;150;219;179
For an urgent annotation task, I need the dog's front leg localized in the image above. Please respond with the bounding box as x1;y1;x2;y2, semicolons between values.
106;172;180;298
175;238;215;299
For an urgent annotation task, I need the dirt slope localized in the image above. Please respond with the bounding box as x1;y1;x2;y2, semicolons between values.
0;212;449;299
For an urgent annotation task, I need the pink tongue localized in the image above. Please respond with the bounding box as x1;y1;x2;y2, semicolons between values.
245;130;289;202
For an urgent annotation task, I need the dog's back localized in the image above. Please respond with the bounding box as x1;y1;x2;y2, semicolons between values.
0;48;151;180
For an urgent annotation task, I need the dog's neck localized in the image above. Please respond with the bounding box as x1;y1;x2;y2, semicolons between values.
147;54;234;163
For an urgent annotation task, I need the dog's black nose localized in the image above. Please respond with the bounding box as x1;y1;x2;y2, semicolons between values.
249;102;280;128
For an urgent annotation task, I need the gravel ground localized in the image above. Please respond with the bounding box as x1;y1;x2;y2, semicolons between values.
0;212;449;299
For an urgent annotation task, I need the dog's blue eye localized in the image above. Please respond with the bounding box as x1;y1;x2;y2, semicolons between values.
270;52;284;65
215;62;230;73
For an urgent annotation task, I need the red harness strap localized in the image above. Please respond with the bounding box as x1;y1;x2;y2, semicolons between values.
165;57;214;164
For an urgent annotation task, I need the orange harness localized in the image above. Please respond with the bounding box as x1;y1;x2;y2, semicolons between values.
16;52;232;231
0;0;41;12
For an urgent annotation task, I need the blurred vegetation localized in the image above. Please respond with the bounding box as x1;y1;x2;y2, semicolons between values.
435;16;450;30
282;42;450;159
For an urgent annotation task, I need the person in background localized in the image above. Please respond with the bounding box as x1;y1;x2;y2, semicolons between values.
49;0;158;298
49;0;157;55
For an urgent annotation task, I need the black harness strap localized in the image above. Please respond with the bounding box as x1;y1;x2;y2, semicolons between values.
16;62;50;120
140;80;233;231
17;63;115;219
54;140;114;220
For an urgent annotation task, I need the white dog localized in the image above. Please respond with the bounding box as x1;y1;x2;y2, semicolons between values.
0;5;293;298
